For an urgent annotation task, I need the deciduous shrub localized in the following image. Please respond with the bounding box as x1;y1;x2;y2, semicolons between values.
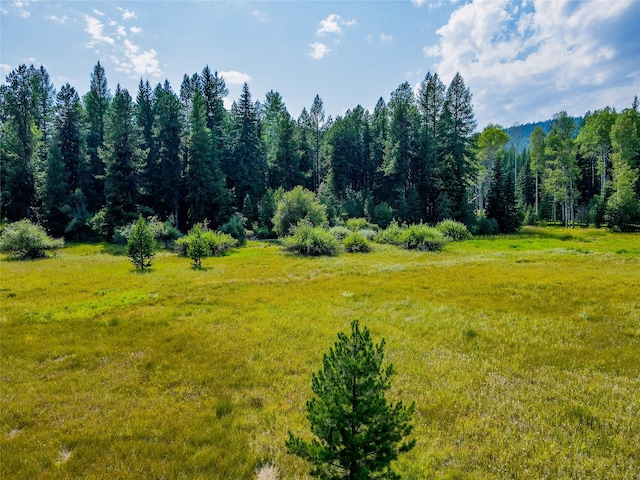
374;221;405;246
0;219;64;259
435;219;472;241
273;186;327;237
281;221;340;256
343;232;371;253
176;224;237;260
220;213;248;245
401;224;447;251
329;226;351;242
346;217;374;232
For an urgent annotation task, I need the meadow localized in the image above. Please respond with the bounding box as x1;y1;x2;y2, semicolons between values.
1;227;639;479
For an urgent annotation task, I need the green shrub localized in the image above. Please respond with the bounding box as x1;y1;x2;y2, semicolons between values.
176;225;237;259
149;215;182;248
343;232;371;253
372;202;394;228
220;213;248;245
435;219;472;241
374;221;405;246
185;224;208;269
282;221;340;256
401;224;447;251
473;213;500;235
273;186;327;237
330;226;351;242
346;217;373;231
0;219;64;259
358;228;377;241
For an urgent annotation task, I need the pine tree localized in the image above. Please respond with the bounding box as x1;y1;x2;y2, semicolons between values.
84;61;111;212
486;155;521;233
287;320;415;480
126;216;155;270
102;85;143;238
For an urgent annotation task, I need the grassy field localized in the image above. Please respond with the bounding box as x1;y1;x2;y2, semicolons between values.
1;227;639;479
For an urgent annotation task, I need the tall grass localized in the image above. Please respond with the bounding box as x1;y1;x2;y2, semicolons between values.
1;229;639;478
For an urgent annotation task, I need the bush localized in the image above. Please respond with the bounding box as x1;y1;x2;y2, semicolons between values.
357;228;377;241
273;186;327;237
401;224;447;251
472;213;500;235
281;221;340;256
372;202;394;228
176;224;237;259
346;217;373;232
329;226;351;242
435;219;472;241
0;220;64;259
374;221;405;246
343;232;371;253
220;213;248;245
149;215;182;248
184;224;208;269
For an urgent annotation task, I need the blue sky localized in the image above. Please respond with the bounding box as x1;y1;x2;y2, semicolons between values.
2;0;639;129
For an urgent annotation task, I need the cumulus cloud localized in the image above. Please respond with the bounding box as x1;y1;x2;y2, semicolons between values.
309;42;330;59
220;70;252;85
93;9;104;16
85;15;115;47
425;0;638;125
251;10;269;22
46;15;67;24
117;7;137;20
130;26;143;34
316;14;356;36
380;33;393;42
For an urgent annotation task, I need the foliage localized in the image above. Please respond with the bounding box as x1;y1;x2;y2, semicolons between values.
273;186;327;237
184;223;208;268
286;320;415;479
374;221;405;246
346;217;375;232
220;212;248;245
329;226;351;242
125;216;155;270
149;216;183;248
472;212;500;235
357;228;377;241
281;221;340;256
0;219;64;259
176;224;237;260
435;219;472;241
400;224;447;251
343;232;371;253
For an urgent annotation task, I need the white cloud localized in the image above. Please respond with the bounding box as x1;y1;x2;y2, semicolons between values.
316;14;356;36
220;70;252;85
309;42;330;59
122;39;161;77
251;10;269;22
411;0;426;6
117;7;137;20
425;0;637;125
85;15;115;47
0;64;12;75
130;26;143;34
380;33;393;42
45;15;67;24
116;25;126;37
93;9;104;16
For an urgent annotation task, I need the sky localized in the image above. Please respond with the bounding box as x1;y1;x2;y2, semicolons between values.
1;0;639;129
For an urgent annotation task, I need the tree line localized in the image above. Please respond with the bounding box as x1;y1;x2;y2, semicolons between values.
1;62;639;240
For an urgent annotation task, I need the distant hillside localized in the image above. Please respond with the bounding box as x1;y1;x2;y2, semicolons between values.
504;117;582;152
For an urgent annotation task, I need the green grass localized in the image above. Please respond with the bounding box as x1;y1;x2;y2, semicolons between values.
1;228;639;479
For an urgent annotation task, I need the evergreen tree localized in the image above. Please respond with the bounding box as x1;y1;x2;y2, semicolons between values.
126;216;155;270
369;98;389;204
101;85;144;238
310;94;326;192
475;125;510;212
0;65;40;220
296;108;315;191
486;154;521;233
286;320;415;480
84;61;111;212
417;72;446;221
436;72;477;223
136;79;156;212
40;145;69;236
229;83;266;208
151;81;184;223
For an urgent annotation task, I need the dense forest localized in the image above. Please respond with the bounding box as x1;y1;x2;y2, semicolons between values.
1;62;639;240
